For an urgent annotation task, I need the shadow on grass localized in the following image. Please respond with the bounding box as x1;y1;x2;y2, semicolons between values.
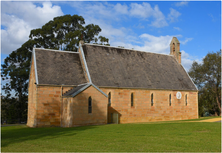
1;125;97;147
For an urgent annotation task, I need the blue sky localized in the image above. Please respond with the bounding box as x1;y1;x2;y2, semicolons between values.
1;1;221;71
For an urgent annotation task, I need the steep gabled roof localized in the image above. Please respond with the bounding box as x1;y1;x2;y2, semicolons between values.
82;44;197;91
34;48;87;85
63;83;107;97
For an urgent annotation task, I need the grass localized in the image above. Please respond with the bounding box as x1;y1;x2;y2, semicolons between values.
1;118;221;152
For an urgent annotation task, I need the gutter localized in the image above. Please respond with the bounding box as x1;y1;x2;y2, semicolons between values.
98;86;198;92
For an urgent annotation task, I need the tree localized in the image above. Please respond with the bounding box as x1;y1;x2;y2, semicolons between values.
188;51;221;116
1;95;27;124
29;14;109;51
1;14;109;123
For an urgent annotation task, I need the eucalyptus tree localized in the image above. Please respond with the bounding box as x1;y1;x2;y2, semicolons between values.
189;51;221;116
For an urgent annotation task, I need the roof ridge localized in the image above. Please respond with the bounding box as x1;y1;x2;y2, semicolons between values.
83;43;172;57
34;48;79;54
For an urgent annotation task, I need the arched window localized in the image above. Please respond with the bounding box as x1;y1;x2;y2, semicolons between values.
131;93;134;107
185;94;187;106
173;43;175;52
108;92;111;106
151;93;153;106
169;94;171;106
88;97;92;113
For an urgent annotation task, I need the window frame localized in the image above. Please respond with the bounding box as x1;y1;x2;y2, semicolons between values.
108;92;111;106
169;94;171;106
185;94;187;106
88;96;92;113
131;93;134;107
151;93;154;106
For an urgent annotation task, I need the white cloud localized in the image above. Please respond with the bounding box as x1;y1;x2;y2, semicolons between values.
71;2;122;21
168;8;181;22
180;38;193;45
137;34;172;53
112;34;176;55
181;50;202;71
175;1;189;7
174;27;181;31
1;1;63;54
150;5;168;27
72;2;168;28
130;2;153;18
114;3;128;14
130;3;168;27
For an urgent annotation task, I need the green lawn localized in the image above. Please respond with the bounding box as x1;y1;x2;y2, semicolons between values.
1;119;221;152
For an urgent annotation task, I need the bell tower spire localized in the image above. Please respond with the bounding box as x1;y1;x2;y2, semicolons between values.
170;37;181;64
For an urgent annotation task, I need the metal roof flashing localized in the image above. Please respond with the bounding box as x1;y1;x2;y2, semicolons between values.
63;83;108;98
181;64;198;91
33;48;39;84
79;42;92;83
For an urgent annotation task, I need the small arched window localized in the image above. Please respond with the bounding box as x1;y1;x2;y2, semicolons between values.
173;43;175;52
185;94;187;106
108;92;111;106
151;93;153;106
169;94;171;106
131;93;134;107
88;97;92;113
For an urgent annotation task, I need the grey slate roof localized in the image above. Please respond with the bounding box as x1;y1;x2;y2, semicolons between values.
35;49;87;85
82;44;197;91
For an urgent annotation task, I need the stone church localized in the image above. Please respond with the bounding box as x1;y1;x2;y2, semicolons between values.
27;37;198;127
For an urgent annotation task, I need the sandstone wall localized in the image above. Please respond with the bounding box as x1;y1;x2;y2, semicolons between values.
101;88;198;124
61;86;108;127
27;58;37;127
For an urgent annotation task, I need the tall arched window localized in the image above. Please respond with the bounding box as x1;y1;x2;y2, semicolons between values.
151;93;153;106
173;43;175;53
169;94;171;106
131;93;134;107
185;94;187;106
108;92;111;106
88;96;92;113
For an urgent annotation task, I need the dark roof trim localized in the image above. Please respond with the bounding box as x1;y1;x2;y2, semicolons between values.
84;43;173;57
79;43;92;83
33;48;39;84
181;64;198;91
63;83;108;98
37;84;77;87
98;86;198;91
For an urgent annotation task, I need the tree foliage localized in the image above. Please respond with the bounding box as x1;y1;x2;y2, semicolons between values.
188;51;221;116
1;14;109;123
1;95;27;124
29;15;109;51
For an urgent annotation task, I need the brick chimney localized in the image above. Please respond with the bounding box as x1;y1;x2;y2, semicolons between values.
170;37;181;64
